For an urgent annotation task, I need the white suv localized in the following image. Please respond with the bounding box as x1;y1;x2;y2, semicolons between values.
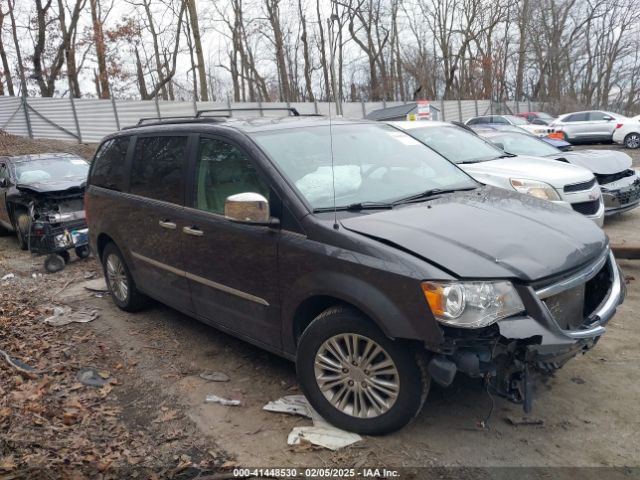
612;115;640;149
390;121;605;226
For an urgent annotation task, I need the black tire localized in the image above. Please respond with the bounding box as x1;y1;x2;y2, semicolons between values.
15;213;30;250
624;132;640;149
44;254;66;273
102;242;150;312
75;245;91;259
296;306;429;435
60;250;71;264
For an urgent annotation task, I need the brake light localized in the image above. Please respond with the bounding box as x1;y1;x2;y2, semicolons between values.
616;123;624;129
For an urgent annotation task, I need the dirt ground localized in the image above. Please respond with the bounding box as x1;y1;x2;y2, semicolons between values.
1;139;640;478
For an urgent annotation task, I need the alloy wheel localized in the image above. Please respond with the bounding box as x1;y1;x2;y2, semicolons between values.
625;133;640;149
106;254;129;302
314;333;400;418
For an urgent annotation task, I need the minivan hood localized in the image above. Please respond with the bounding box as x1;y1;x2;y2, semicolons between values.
341;187;606;282
548;150;632;175
462;156;593;189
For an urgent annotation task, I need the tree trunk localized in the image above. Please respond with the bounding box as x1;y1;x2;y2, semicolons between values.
515;0;529;101
7;0;28;95
90;0;110;99
186;0;209;101
0;10;14;96
298;0;314;101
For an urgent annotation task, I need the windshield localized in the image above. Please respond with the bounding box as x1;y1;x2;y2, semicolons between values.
486;133;560;156
13;157;89;184
251;124;476;210
505;115;529;125
404;125;504;164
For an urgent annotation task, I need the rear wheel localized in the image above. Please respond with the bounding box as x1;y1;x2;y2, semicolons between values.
296;306;429;435
624;132;640;149
75;245;91;259
102;242;150;312
15;213;30;250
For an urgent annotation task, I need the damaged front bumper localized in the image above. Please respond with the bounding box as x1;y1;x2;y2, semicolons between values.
428;249;625;411
600;173;640;215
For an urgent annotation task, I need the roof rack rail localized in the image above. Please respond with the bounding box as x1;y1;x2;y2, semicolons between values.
196;107;300;117
121;116;228;130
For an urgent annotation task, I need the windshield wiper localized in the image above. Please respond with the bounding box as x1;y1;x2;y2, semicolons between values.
313;201;393;213
496;153;517;158
392;186;477;205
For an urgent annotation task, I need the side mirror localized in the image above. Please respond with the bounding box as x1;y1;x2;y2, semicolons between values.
224;192;271;225
602;115;613;121
492;141;505;150
0;178;8;188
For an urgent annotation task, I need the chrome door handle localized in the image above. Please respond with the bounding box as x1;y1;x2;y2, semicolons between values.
183;226;204;237
159;220;177;230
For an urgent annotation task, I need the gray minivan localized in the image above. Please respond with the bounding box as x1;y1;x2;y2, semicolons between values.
86;112;625;434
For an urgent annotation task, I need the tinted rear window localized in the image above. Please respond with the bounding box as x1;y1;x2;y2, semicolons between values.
130;136;188;204
566;113;588;122
90;137;130;190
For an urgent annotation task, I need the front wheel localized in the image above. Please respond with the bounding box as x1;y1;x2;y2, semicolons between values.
15;214;30;250
624;132;640;149
296;307;429;435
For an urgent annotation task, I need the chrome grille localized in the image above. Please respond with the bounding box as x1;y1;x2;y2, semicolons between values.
564;178;597;193
536;251;612;331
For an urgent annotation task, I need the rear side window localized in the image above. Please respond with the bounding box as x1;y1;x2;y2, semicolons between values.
492;116;508;124
90;137;130;190
130;136;188;205
466;118;481;125
566;113;588;122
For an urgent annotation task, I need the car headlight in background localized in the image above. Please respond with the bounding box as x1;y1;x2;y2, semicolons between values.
510;178;561;201
421;280;525;328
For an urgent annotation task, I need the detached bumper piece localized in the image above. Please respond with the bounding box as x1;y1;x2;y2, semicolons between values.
429;249;624;412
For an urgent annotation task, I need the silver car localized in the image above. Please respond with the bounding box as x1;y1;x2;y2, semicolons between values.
390;121;605;226
552;110;627;143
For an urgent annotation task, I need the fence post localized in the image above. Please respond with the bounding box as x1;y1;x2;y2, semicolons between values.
154;96;161;117
527;98;531;112
440;98;446;121
258;98;264;117
314;99;319;114
111;95;121;130
192;96;198;116
515;100;520;114
361;98;366;118
22;96;33;139
474;98;478;116
457;97;462;122
227;95;232;117
69;95;82;143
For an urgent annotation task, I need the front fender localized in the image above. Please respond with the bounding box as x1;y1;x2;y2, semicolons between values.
281;270;443;355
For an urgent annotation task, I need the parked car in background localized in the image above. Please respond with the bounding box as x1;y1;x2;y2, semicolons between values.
389;121;604;226
517;111;557;125
475;129;640;216
612;115;640;149
0;153;90;272
465;114;553;137
468;123;572;151
552;110;627;144
86;111;624;434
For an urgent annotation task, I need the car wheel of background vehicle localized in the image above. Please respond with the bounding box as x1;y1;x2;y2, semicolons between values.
624;133;640;149
60;250;71;264
44;254;66;273
75;245;91;259
102;242;150;312
296;306;429;435
15;213;30;250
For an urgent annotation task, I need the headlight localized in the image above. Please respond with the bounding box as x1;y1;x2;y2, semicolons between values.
510;178;561;201
421;280;525;328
